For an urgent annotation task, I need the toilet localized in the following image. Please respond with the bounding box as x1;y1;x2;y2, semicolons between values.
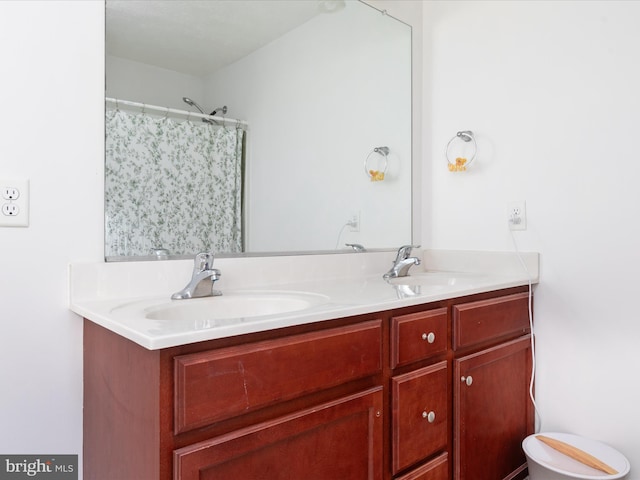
523;432;630;480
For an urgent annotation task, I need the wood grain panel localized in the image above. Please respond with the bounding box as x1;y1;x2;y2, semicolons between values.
453;292;530;350
395;453;449;480
454;336;533;480
391;308;448;368
174;387;383;480
392;361;448;474
174;319;382;433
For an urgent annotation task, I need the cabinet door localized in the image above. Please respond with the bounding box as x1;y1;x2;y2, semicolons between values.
395;452;449;480
392;361;448;475
454;336;533;480
174;387;383;480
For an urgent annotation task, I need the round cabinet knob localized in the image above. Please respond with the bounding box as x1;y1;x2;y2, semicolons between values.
375;411;381;418
461;375;473;386
422;410;436;423
421;332;436;343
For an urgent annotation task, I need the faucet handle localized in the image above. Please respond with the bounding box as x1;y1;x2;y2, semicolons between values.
396;244;421;260
193;252;215;272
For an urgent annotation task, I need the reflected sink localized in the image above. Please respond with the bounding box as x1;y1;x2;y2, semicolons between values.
386;271;489;288
142;290;330;322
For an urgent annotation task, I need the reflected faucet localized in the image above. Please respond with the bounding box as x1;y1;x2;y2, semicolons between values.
171;252;222;300
345;243;366;252
383;245;421;279
150;247;169;259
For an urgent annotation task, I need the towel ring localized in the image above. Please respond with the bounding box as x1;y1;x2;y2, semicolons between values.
364;146;389;182
446;131;476;171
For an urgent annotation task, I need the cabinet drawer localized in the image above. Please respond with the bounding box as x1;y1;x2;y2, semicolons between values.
453;292;530;350
392;361;448;475
391;308;447;368
174;320;382;434
395;452;448;480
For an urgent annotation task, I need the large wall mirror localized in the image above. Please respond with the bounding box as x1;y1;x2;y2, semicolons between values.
105;0;412;261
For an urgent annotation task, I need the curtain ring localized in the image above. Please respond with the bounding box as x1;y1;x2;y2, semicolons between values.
446;130;476;171
364;146;389;182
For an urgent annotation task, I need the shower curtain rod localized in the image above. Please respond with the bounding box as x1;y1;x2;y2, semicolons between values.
105;97;248;129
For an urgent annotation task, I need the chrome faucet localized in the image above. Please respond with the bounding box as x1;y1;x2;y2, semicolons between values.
345;243;366;252
383;245;421;279
171;252;222;300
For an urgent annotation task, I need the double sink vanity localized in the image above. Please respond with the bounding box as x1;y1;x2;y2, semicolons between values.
70;249;538;480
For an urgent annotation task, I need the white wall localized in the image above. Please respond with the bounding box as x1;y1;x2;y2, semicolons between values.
0;0;104;469
426;0;640;471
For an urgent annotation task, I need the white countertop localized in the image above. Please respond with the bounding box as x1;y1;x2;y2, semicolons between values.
69;250;539;350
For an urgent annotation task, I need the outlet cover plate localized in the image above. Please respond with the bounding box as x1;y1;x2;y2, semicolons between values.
0;178;29;227
507;200;526;231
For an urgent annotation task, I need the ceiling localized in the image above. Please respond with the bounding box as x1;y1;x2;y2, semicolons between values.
105;0;330;77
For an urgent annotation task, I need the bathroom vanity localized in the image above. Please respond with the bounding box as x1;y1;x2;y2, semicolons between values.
72;250;537;480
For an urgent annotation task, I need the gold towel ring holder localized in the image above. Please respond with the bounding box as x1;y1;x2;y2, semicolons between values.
446;131;476;171
364;146;389;182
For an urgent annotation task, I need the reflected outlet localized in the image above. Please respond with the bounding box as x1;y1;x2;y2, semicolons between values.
348;212;360;232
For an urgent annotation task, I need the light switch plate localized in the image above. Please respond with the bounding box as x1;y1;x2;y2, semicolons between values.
0;178;29;227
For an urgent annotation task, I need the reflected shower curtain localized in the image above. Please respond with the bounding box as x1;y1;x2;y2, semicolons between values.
105;109;244;257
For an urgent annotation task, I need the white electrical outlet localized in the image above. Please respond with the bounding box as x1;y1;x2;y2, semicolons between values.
507;201;526;230
0;178;29;227
348;211;360;232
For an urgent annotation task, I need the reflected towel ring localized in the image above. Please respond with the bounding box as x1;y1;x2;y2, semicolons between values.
364;146;389;182
446;130;476;172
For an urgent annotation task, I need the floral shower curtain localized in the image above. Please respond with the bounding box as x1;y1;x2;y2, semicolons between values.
105;109;244;257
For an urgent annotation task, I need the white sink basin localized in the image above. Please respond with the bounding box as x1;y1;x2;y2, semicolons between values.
137;290;330;322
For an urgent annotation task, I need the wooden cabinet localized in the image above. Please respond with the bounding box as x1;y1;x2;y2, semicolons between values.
391;308;448;368
83;287;533;480
452;292;533;480
392;362;448;474
174;321;382;434
454;337;532;480
395;453;449;480
84;317;383;480
390;307;449;478
174;388;383;480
